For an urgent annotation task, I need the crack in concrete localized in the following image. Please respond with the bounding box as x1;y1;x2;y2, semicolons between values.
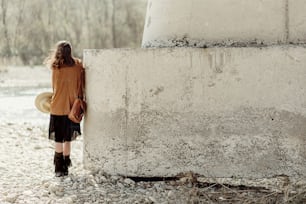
124;65;130;176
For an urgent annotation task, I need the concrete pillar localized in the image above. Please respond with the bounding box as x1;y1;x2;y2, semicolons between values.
84;47;306;178
288;0;306;43
83;0;306;179
142;0;306;47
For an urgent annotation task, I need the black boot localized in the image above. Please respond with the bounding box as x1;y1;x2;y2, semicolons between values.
54;152;64;177
63;155;72;176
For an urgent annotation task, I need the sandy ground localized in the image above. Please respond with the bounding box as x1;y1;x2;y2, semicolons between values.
0;122;293;204
0;123;86;204
0;66;306;203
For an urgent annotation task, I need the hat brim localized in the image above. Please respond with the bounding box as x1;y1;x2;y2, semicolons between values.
35;92;53;114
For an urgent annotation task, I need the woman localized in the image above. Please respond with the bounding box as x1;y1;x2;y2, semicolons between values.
45;41;85;177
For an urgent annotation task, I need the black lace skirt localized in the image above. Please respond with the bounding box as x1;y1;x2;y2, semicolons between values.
49;115;81;142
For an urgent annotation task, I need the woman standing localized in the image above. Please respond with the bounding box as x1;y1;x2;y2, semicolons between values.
45;41;85;177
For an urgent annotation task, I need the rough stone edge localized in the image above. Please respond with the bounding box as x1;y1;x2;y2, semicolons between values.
141;37;306;48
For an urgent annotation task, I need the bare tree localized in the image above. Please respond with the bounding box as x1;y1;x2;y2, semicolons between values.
0;0;11;57
13;0;25;50
0;0;147;65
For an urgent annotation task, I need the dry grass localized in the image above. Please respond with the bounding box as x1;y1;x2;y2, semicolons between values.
187;183;284;204
175;172;306;204
181;182;306;204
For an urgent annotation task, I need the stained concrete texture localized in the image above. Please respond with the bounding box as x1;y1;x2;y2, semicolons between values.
83;47;306;178
142;0;306;48
288;0;306;43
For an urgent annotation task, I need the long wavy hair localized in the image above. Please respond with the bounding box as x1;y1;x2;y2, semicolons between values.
45;41;75;69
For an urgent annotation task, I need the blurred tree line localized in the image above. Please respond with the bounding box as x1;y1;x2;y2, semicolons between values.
0;0;147;65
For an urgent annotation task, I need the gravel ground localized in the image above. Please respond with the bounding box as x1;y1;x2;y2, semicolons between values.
0;123;288;204
1;123;306;204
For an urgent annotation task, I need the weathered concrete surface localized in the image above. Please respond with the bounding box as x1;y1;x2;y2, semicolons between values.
142;0;306;48
83;47;306;178
289;0;306;43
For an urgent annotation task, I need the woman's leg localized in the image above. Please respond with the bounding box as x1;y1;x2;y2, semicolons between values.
54;142;64;177
55;142;64;153
63;142;71;156
63;142;72;175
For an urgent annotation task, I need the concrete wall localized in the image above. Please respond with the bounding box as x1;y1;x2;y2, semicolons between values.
289;0;306;43
142;0;306;48
83;47;306;178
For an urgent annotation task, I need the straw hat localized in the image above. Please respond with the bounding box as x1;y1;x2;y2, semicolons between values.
35;92;53;113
